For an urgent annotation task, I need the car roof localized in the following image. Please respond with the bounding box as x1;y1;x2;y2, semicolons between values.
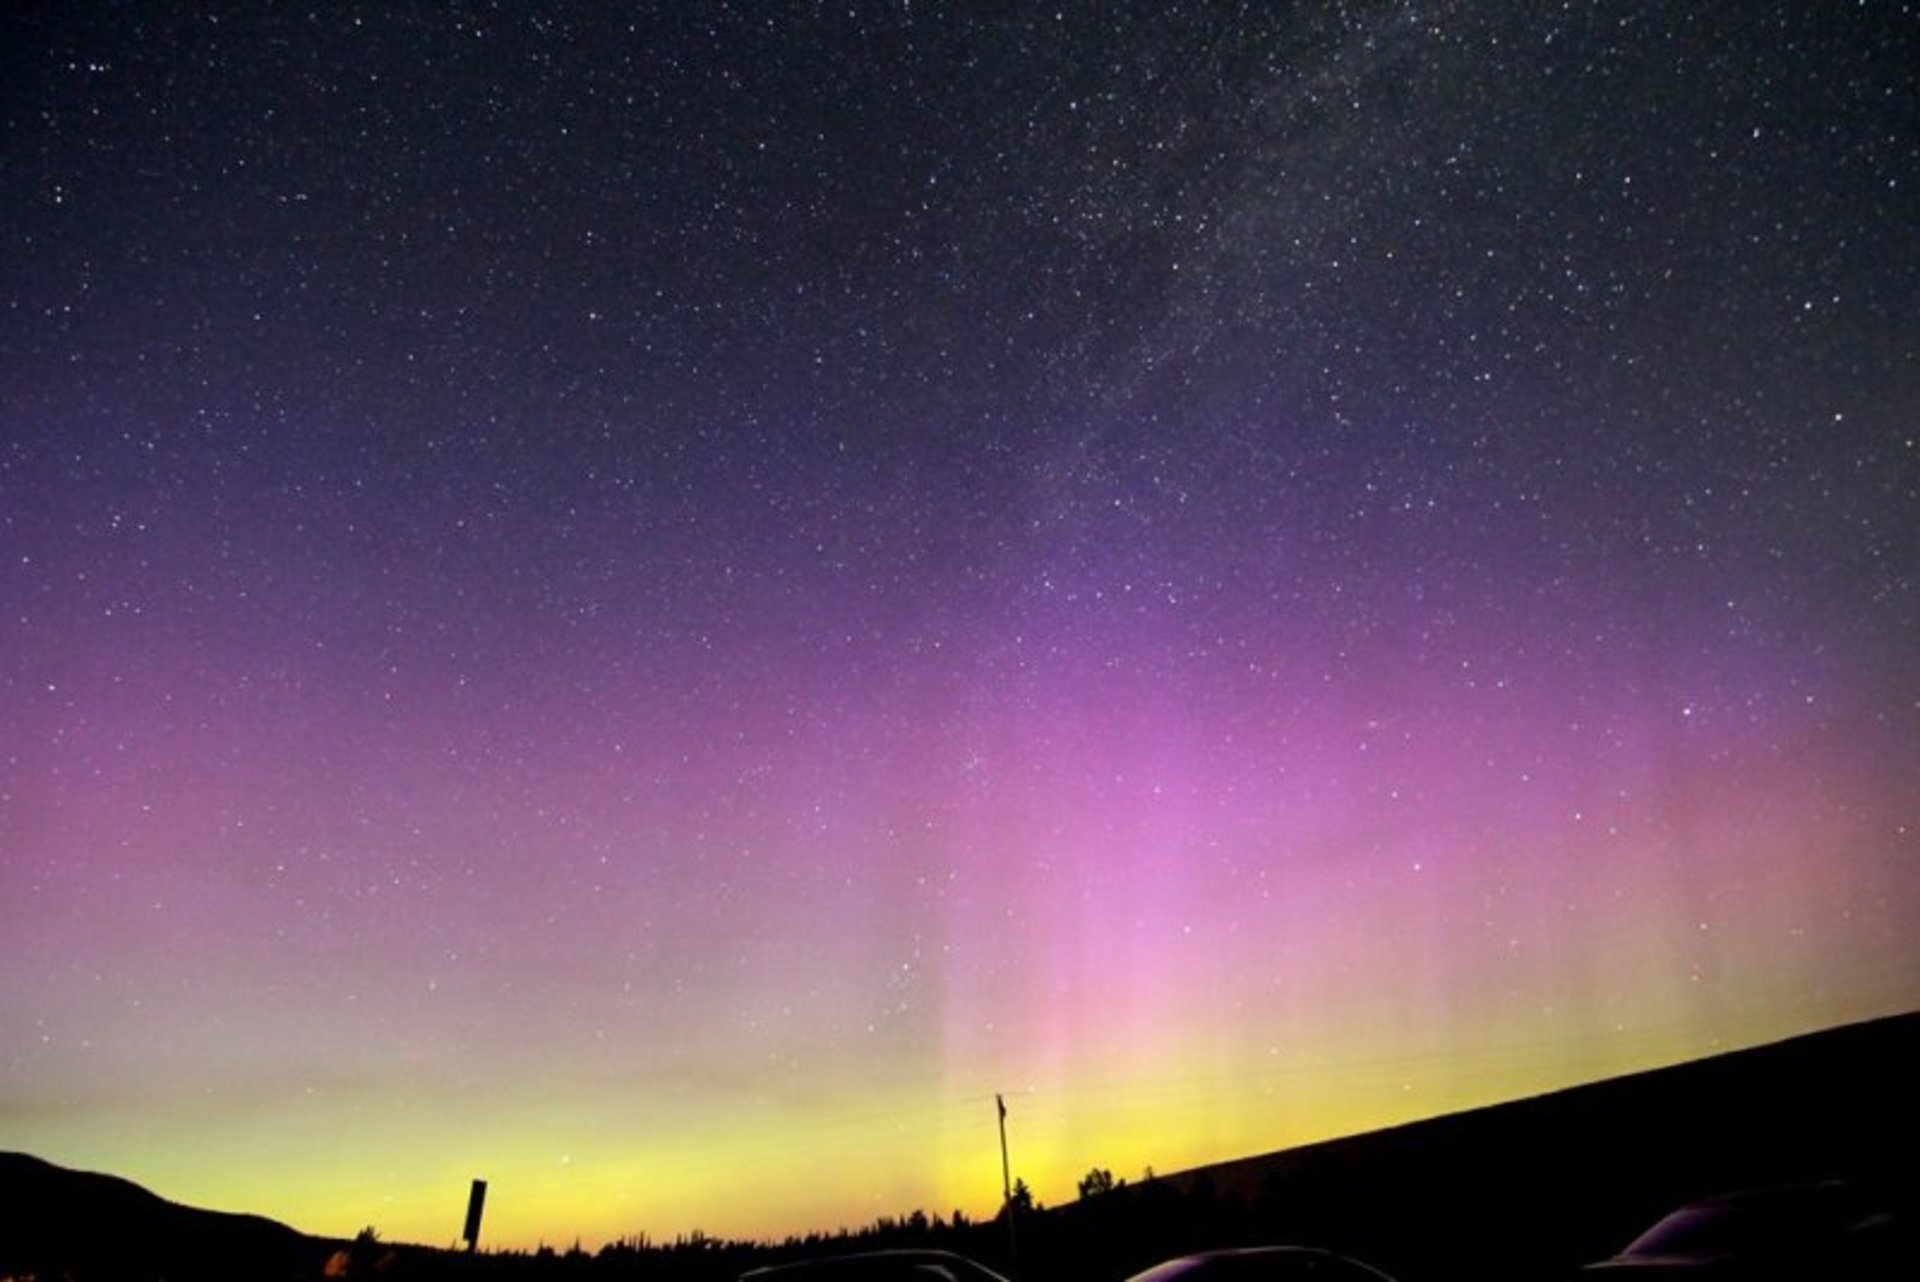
1616;1178;1915;1262
1126;1245;1395;1282
741;1249;1011;1282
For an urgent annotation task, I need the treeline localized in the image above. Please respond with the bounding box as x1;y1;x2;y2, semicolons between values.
328;1166;1352;1282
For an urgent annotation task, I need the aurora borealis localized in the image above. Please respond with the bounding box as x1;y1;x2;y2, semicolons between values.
3;0;1917;1253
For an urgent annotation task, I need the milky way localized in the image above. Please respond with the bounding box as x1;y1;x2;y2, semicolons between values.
2;1;1916;1249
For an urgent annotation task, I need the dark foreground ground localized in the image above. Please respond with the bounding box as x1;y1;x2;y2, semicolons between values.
6;1011;1917;1282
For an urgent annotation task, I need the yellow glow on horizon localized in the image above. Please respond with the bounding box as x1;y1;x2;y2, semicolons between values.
33;1013;1840;1251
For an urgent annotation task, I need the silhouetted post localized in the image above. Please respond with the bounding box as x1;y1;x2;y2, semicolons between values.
462;1178;488;1253
997;1094;1018;1275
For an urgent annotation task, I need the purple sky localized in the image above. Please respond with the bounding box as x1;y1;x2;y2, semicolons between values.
3;0;1916;1250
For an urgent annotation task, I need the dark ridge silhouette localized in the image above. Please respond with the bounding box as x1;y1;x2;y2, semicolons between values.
5;1011;1915;1280
0;1149;329;1280
1157;1010;1920;1201
1035;1010;1920;1281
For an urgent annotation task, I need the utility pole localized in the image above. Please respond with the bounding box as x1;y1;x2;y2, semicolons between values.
996;1094;1018;1276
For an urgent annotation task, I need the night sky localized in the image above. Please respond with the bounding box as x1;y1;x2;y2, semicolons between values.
3;0;1917;1252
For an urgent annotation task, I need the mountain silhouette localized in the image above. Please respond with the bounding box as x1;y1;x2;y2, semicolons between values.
0;1150;328;1280
1070;1011;1920;1279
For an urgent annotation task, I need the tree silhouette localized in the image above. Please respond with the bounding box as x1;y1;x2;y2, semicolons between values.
1077;1168;1116;1199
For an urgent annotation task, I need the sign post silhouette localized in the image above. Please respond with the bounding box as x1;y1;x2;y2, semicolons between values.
462;1178;487;1253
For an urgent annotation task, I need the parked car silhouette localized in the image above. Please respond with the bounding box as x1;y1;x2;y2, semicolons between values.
1579;1179;1913;1277
1124;1246;1397;1282
741;1248;1012;1282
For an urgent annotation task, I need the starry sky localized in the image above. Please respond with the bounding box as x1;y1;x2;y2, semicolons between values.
2;0;1917;1253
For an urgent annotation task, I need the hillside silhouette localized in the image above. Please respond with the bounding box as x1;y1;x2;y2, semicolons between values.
0;1149;329;1279
1038;1010;1920;1280
5;1011;1915;1280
